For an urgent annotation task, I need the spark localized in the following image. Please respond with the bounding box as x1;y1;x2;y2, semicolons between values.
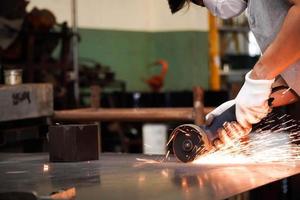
166;132;175;146
165;150;170;160
161;169;169;178
135;158;160;164
282;87;291;95
134;158;161;167
278;114;288;120
159;150;171;163
178;128;189;134
193;112;300;165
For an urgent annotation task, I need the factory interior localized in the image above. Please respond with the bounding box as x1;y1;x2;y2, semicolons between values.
1;0;300;199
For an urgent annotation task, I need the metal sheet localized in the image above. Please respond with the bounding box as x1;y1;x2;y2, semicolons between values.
0;84;53;122
0;153;300;200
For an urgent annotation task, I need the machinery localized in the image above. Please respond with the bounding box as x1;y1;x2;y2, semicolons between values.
171;86;299;163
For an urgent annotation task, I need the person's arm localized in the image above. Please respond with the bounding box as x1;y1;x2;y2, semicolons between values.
251;0;300;80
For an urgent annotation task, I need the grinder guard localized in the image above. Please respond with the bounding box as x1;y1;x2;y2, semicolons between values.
172;124;209;163
172;106;236;163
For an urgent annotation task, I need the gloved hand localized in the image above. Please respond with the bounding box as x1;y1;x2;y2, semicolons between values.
206;101;251;146
235;70;275;129
205;99;235;125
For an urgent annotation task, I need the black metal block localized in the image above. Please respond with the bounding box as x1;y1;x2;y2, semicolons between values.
49;124;99;162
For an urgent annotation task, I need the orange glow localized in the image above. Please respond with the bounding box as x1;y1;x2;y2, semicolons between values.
50;187;76;199
181;178;188;188
161;170;169;178
43;164;49;172
138;175;146;183
193;130;300;165
144;59;169;92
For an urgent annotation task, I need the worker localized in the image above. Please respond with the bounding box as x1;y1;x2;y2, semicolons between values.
168;0;300;142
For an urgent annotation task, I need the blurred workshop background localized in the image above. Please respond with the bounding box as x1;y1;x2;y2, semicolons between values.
0;0;261;154
2;1;300;200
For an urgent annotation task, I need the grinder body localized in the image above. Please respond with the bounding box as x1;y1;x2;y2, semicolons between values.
204;105;236;143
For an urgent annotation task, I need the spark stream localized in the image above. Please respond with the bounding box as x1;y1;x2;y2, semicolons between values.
193;112;300;164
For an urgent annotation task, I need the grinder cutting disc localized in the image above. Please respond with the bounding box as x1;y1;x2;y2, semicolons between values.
172;124;209;163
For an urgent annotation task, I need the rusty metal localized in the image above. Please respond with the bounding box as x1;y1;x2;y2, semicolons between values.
90;85;101;108
49;124;100;162
0;153;300;200
53;107;214;122
53;87;212;124
89;85;102;153
193;86;205;125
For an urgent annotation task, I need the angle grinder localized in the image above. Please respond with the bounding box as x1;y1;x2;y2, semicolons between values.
171;86;299;163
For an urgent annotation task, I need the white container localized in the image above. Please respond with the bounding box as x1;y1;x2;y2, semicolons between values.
142;124;167;155
4;69;23;85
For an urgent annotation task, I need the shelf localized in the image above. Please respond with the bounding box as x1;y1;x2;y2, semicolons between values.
218;26;250;33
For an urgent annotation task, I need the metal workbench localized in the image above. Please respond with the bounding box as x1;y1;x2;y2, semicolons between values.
0;153;300;200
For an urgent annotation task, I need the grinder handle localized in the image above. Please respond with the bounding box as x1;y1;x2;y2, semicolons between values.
204;100;271;142
205;105;236;140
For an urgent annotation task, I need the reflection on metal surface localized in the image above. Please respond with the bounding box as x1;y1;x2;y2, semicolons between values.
161;169;169;178
193;132;293;165
50;187;76;200
5;170;27;174
43;164;49;172
133;158;162;168
1;153;300;200
49;164;101;189
0;192;38;200
135;158;160;164
172;163;297;199
138;174;146;185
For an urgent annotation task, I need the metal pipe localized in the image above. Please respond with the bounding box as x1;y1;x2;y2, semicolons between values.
53;107;214;122
71;0;79;105
208;13;221;90
193;87;205;125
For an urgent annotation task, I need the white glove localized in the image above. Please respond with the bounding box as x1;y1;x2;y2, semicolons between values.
206;100;252;145
205;99;235;125
235;70;275;128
